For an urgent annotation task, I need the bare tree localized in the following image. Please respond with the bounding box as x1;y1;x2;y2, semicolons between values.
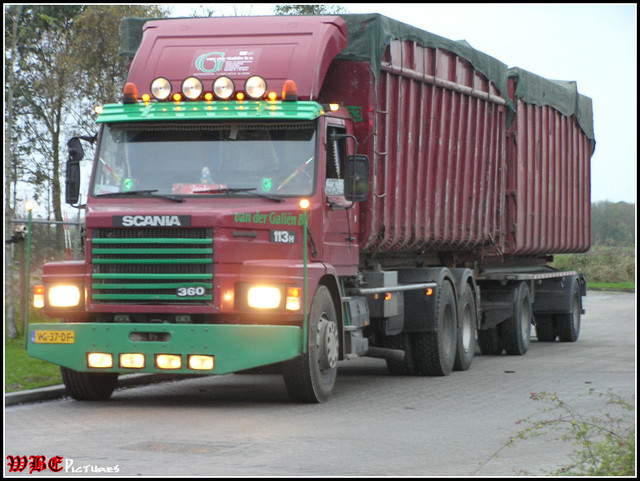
274;4;348;15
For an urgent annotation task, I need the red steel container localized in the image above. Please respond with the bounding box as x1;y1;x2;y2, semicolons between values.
504;68;593;255
321;15;593;261
321;15;511;259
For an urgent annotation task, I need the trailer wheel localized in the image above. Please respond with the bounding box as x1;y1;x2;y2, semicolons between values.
454;283;477;371
282;286;338;403
60;367;118;401
412;280;457;376
501;282;532;355
556;284;581;342
477;328;503;355
384;333;417;376
534;315;557;342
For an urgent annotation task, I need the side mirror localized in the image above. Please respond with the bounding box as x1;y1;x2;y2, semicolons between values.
344;154;369;202
65;137;84;205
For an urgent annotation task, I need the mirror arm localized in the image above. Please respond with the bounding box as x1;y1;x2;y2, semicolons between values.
328;133;358;156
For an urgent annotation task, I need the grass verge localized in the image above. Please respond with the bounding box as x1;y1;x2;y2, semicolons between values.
5;335;62;392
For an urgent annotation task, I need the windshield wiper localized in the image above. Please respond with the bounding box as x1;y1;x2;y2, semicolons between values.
95;189;184;203
194;187;283;203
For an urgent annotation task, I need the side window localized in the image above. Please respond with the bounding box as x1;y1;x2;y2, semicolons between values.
326;126;346;179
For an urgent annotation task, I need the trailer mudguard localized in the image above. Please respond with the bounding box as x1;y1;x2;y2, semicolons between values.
398;267;457;332
533;273;586;315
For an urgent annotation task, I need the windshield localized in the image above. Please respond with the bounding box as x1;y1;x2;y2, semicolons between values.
91;122;316;197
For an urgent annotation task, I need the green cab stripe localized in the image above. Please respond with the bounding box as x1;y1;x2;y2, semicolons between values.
96;100;323;123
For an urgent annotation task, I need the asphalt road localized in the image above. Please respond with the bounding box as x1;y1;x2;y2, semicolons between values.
4;291;636;476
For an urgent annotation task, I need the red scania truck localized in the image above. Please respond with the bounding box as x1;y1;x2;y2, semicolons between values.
28;14;593;403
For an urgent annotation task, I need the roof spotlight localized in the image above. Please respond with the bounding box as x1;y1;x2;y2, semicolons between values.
245;76;267;99
150;77;172;100
181;77;203;100
213;76;235;99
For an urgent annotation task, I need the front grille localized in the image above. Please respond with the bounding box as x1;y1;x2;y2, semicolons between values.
91;228;213;304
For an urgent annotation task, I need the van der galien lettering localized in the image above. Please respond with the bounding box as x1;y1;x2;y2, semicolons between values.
234;211;306;226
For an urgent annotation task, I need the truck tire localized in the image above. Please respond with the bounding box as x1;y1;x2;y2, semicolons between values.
477;328;503;355
384;332;417;376
501;282;532;355
412;280;457;376
534;315;557;342
282;286;339;403
556;283;581;342
60;367;118;401
454;283;477;371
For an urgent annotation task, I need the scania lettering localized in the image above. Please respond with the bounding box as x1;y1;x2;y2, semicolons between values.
29;15;593;403
118;215;186;227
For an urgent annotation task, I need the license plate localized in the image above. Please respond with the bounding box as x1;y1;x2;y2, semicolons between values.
31;330;75;344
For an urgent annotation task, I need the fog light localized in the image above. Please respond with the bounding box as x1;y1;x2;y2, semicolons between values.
188;355;214;371
156;354;182;370
120;353;145;369
87;352;113;369
247;286;281;309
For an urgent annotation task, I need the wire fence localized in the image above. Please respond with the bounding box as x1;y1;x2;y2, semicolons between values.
6;217;85;332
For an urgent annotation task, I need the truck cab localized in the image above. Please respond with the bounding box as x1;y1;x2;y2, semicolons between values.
29;16;368;403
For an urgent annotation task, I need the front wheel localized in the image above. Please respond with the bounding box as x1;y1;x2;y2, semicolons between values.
282;286;339;403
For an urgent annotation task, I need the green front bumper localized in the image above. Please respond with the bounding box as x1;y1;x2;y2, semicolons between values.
27;323;301;374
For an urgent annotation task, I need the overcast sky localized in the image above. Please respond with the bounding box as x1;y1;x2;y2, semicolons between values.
170;4;636;203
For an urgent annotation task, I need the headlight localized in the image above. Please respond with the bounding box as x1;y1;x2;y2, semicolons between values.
48;285;81;308
213;76;235;99
181;76;203;100
247;286;281;309
244;76;267;99
150;77;172;100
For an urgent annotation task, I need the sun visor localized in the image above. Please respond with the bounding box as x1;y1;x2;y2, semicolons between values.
123;16;348;101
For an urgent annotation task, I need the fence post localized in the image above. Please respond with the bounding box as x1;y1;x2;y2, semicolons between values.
23;200;34;348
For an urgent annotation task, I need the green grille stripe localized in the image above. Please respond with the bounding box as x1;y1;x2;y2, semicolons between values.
92;283;213;290
90;230;213;304
92;294;212;301
92;248;212;255
92;273;212;280
92;238;212;244
92;258;211;264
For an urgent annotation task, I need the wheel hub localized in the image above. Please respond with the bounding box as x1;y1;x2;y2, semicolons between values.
317;316;339;371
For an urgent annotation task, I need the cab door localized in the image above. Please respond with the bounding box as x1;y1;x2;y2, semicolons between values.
321;121;359;276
